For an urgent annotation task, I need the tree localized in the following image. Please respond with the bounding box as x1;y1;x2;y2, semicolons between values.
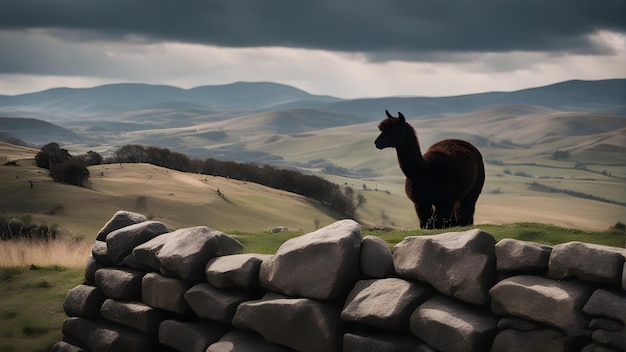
35;142;71;169
49;159;90;187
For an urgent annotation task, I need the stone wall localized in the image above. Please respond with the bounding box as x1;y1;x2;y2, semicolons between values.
53;210;626;352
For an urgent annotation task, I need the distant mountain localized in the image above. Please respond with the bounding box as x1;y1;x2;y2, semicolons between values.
0;117;85;146
0;79;623;121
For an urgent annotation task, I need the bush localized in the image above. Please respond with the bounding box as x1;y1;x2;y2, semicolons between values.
49;159;89;187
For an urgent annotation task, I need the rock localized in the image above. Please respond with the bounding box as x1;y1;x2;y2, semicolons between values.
343;332;430;352
95;267;145;300
583;289;626;324
50;341;88;352
591;329;625;350
495;238;552;273
141;272;191;314
259;219;362;300
91;240;114;266
206;253;271;291
548;242;626;285
100;299;166;335
63;284;106;318
106;220;169;264
410;295;498;352
489;275;593;336
232;293;344;352
589;317;624;331
184;283;258;323
84;256;107;284
158;320;226;352
341;278;432;331
62;317;155;352
491;329;588;352
206;330;294;352
393;229;496;305
581;343;623;352
360;235;396;278
133;226;243;283
497;317;545;331
96;210;150;241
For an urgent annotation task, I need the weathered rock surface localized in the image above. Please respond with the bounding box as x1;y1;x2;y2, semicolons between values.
132;226;243;283
95;267;145;300
91;240;114;266
490;275;593;336
343;332;430;352
50;341;88;352
394;229;496;305
106;220;169;264
548;242;626;285
206;253;271;291
491;328;588;352
63;317;154;352
495;238;552;273
259;219;361;300
63;284;107;318
232;293;344;352
410;295;498;352
206;330;294;352
141;272;191;314
96;210;150;241
185;283;258;323
360;235;396;278
158;320;226;352
583;289;626;324
100;299;166;334
341;278;432;331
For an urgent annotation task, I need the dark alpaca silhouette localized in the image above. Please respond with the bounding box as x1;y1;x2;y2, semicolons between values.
375;110;485;229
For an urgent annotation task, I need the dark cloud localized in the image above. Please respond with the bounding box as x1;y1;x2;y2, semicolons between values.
1;0;624;57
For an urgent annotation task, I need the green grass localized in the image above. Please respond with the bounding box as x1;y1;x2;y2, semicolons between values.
0;222;623;351
0;266;84;352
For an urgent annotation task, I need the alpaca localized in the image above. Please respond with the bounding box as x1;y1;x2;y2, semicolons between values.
375;110;485;229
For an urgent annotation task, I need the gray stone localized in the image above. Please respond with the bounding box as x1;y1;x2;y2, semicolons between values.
95;267;145;300
393;229;496;305
205;253;271;291
91;240;114;266
62;317;155;352
84;256;107;284
232;293;344;352
63;284;106;318
495;238;552;273
142;272;191;314
548;242;626;285
591;328;625;350
341;278;431;331
106;220;169;264
96;210;150;241
133;226;243;283
410;295;498;352
583;289;626;324
184;283;258;323
158;320;226;352
50;341;87;352
491;328;586;352
100;299;166;335
206;330;294;352
589;317;624;331
360;235;396;278
343;333;429;352
490;275;593;336
259;219;362;300
581;343;623;352
497;317;544;331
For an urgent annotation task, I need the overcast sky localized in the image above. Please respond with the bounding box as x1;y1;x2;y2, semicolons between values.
1;0;625;98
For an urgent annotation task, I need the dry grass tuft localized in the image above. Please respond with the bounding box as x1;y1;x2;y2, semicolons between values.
0;234;91;267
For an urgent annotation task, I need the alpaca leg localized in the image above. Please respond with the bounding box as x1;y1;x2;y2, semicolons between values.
433;203;456;229
415;203;434;229
456;197;478;226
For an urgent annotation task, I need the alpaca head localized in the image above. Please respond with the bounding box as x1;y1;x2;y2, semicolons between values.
375;110;416;149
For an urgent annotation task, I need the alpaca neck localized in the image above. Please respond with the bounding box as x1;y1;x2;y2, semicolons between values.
396;137;426;178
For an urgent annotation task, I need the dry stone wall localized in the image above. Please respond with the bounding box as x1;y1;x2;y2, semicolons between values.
53;210;626;352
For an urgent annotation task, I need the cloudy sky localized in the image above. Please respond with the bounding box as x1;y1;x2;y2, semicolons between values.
1;0;625;98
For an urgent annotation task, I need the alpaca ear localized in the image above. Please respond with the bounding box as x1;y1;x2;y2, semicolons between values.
398;112;405;122
385;110;393;118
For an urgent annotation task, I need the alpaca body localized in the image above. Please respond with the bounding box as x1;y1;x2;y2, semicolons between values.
376;111;484;229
